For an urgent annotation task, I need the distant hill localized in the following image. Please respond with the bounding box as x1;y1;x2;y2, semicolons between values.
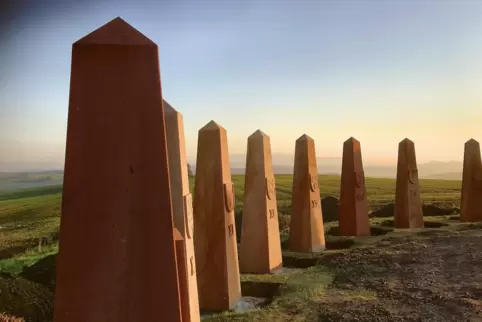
424;172;462;180
0;171;64;192
0;158;463;191
190;154;464;179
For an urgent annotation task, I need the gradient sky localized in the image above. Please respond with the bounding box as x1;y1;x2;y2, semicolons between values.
1;0;481;171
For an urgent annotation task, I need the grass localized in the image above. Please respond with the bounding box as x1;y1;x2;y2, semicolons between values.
0;244;58;276
0;191;61;259
0;174;469;321
204;174;462;214
0;174;462;262
204;266;335;321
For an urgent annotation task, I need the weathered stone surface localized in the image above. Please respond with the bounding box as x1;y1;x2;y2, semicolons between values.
394;138;424;229
338;137;370;236
240;130;282;273
288;134;325;253
165;101;200;322
460;139;482;222
193;121;241;311
54;18;182;322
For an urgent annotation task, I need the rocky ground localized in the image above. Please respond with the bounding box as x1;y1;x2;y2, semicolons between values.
2;218;482;322
316;223;482;322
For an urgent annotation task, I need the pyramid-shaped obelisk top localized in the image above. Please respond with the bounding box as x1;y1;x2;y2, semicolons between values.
200;120;224;132
249;129;267;138
297;134;313;141
163;100;176;113
74;17;156;46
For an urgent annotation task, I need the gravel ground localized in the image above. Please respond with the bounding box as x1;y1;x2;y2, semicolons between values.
317;226;482;322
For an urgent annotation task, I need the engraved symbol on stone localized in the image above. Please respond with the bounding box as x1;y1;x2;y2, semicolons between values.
309;174;318;192
356;192;365;201
408;168;418;184
224;183;234;213
190;256;195;276
311;200;318;208
227;224;234;237
355;172;363;188
410;190;417;197
266;177;275;200
184;193;194;239
269;209;275;219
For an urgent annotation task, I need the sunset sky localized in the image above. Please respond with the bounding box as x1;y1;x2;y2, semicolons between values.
1;0;481;171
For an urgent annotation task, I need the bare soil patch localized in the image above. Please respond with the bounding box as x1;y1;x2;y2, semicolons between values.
317;229;482;321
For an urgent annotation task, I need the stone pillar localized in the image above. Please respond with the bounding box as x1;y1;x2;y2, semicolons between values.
54;18;182;322
288;134;325;253
193;120;241;311
173;228;188;321
394;138;424;228
165;101;200;322
338;137;370;236
460;139;482;222
240;130;283;274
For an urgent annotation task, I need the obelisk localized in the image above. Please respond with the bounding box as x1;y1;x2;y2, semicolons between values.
165;100;200;322
460;139;482;222
394;138;424;228
338;137;371;236
193;120;241;311
53;18;182;322
240;130;283;273
288;134;325;253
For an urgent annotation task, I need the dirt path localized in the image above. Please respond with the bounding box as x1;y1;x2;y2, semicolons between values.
318;226;482;322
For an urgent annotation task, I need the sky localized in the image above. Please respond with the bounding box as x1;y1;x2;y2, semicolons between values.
1;0;482;171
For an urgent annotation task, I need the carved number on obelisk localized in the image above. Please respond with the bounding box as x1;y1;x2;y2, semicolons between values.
356;192;365;201
311;200;318;208
228;224;234;237
269;209;275;219
190;256;195;276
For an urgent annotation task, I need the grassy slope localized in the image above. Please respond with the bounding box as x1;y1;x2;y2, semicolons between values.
0;176;464;321
0;175;461;271
0;175;461;250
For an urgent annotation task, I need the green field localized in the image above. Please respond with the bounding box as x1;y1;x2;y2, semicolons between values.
0;174;462;262
0;175;464;321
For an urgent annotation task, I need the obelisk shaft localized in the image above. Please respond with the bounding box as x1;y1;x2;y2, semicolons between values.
165;101;200;322
394;139;423;228
339;138;370;237
240;130;282;273
289;135;325;252
54;18;182;322
193;121;241;311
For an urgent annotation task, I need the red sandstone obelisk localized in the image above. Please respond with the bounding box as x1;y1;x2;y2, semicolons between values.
193;120;241;311
338;137;371;236
54;18;182;322
394;138;424;228
288;134;325;253
165;101;200;322
460;139;482;222
240;130;283;273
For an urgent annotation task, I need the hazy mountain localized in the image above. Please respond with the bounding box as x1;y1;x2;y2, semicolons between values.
0;156;463;192
188;154;463;179
0;162;63;173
